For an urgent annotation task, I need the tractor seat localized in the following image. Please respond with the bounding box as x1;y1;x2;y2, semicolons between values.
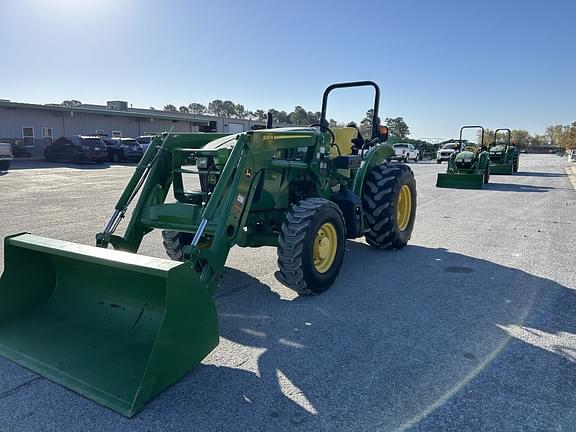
330;127;359;156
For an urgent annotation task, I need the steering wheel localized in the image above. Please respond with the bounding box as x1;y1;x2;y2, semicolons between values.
346;123;365;148
309;123;335;143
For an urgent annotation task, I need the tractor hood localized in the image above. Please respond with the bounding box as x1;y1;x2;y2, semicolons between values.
490;144;507;154
455;150;475;163
203;127;320;151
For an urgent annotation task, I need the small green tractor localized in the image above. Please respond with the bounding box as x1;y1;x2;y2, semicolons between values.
436;125;491;189
488;128;519;174
0;81;417;416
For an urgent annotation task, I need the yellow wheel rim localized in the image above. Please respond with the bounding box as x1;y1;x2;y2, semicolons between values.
313;222;338;273
396;184;412;231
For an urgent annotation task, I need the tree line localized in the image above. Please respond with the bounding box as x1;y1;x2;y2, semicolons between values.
162;102;414;138
477;123;576;149
161;101;322;125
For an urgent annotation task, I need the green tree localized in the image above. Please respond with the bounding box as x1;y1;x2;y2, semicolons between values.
530;134;548;146
307;111;321;125
545;125;564;145
558;122;576;149
267;109;290;124
279;111;291;123
164;104;177;112
61;100;82;107
254;109;267;121
360;109;374;138
178;106;189;113
221;100;237;117
510;129;530;147
289;106;309;125
384;117;410;139
477;128;495;147
208;100;225;116
234;104;247;119
188;103;207;115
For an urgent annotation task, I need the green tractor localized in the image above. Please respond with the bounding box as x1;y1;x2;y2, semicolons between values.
488;128;519;174
0;81;417;416
436;125;491;189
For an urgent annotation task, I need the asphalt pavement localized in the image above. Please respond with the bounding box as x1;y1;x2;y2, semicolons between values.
0;155;575;431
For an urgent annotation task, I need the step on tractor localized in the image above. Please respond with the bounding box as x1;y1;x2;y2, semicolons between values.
488;128;519;174
0;81;417;417
436;125;491;189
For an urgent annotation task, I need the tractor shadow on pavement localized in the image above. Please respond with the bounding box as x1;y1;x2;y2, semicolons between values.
2;244;576;431
484;182;560;193
8;160;113;170
515;171;568;178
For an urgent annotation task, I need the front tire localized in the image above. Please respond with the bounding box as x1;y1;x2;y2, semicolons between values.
363;163;417;249
161;230;194;261
44;149;54;162
277;198;346;295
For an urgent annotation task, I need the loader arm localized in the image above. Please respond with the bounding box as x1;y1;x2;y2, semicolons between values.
98;131;320;294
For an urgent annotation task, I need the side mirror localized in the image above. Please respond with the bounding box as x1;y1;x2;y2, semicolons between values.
378;125;389;142
266;111;273;129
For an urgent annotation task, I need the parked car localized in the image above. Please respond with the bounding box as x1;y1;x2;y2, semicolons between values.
136;135;156;152
436;142;462;163
104;137;144;162
11;141;31;158
0;142;14;170
44;136;107;163
390;143;420;162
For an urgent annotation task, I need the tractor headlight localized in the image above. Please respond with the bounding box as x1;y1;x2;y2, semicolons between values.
196;157;209;169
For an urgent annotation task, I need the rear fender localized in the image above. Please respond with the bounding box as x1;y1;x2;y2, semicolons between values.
351;143;395;198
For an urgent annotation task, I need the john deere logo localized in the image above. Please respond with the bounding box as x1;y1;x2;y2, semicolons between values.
245;168;252;178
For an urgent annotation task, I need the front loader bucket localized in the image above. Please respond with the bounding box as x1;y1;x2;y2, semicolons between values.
0;233;218;417
436;173;484;189
489;163;513;175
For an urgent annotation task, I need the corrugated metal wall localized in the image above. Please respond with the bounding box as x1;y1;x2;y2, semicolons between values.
0;106;264;157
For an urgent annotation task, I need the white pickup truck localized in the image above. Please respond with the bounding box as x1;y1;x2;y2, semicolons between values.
0;142;13;171
390;143;420;162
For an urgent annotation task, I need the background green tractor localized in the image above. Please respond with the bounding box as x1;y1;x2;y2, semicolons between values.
436;125;491;189
489;128;519;174
0;81;417;416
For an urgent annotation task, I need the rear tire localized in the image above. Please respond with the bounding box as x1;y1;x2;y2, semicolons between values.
277;198;346;295
161;230;194;261
44;149;54;162
363;163;416;249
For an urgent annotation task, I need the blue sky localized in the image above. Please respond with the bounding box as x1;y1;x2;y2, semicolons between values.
0;0;574;139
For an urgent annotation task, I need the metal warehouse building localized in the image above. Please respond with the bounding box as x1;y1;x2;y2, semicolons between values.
0;99;269;157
